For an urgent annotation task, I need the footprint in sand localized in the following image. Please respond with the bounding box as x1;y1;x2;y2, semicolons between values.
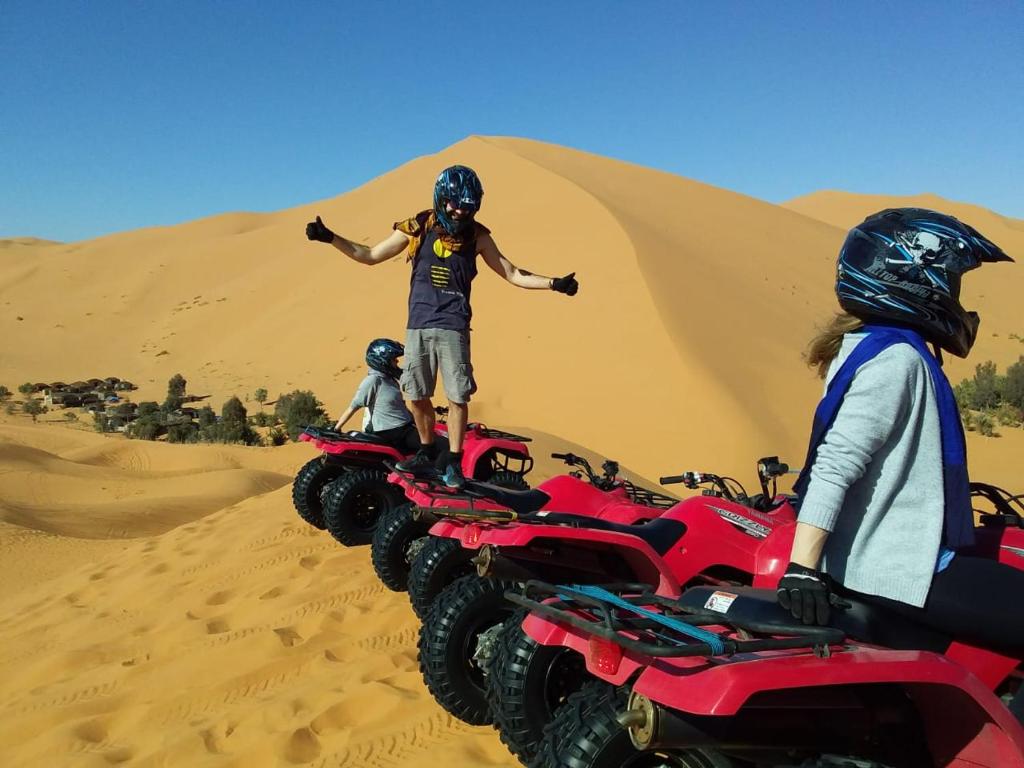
259;586;285;601
283;727;321;764
205;590;234;606
205;619;231;635
74;718;108;743
103;745;134;764
298;555;321;571
201;720;238;755
273;626;304;648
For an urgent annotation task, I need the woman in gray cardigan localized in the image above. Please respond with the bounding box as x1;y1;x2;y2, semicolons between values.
777;208;1024;657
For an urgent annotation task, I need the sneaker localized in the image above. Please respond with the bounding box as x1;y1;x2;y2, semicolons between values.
395;449;437;476
441;459;466;489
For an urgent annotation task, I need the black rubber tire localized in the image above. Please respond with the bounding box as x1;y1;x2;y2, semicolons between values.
291;457;346;530
488;470;530;490
534;685;736;768
370;503;430;591
405;470;528;615
407;536;476;619
418;574;518;725
488;608;594;765
322;468;403;546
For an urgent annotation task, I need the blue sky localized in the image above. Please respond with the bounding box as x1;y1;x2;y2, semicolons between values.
3;1;1022;242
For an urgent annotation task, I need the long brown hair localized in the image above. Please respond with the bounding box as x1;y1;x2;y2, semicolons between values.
806;312;864;379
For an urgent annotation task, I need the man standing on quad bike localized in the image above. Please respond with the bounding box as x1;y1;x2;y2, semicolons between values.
332;338;419;452
778;209;1024;658
306;165;578;488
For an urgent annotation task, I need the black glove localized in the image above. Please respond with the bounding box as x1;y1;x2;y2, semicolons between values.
306;215;335;244
551;271;578;296
776;562;835;625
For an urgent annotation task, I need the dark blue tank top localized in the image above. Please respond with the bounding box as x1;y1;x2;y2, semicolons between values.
407;228;478;331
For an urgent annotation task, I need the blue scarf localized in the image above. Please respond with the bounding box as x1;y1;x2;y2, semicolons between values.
793;325;974;549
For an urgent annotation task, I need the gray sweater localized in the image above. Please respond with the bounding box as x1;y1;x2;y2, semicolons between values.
798;333;944;607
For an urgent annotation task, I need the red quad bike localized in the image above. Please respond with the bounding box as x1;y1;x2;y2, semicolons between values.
377;453;676;614
290;407;532;546
410;456;798;739
507;483;1024;768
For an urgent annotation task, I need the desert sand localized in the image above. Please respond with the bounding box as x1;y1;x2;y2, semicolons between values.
0;137;1021;766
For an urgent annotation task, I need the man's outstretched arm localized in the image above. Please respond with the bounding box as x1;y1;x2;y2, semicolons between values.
478;233;578;294
306;216;409;265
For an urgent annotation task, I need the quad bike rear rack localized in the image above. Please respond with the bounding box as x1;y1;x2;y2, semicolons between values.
506;580;845;659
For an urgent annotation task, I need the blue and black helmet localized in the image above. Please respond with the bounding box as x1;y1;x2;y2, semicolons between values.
836;208;1013;357
434;165;484;236
365;338;404;380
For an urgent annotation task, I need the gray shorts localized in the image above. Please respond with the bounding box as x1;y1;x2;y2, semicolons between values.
400;328;478;404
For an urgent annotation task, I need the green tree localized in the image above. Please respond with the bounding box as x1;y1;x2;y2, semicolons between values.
254;387;268;410
274;390;328;440
23;399;46;422
0;385;11;400
130;419;162;440
1004;356;1024;410
137;401;160;419
164;373;187;412
970;361;1001;410
93;412;111;433
18;382;35;396
197;405;216;427
200;396;258;445
167;422;199;444
222;396;247;426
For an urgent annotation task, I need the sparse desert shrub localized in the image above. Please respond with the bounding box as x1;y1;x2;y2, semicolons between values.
0;385;11;400
93;412;111;433
975;411;997;437
953;379;976;413
994;402;1023;428
254;388;268;409
268;427;288;446
18;382;34;396
23;399;47;422
5;403;16;416
250;412;272;427
64;411;79;422
962;409;975;432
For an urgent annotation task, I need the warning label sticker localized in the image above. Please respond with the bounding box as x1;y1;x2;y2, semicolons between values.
704;590;738;614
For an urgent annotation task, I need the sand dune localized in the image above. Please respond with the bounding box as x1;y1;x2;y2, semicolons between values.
0;422;564;768
1;137;1022;766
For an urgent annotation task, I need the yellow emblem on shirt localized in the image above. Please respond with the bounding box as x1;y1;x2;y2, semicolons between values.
433;239;453;259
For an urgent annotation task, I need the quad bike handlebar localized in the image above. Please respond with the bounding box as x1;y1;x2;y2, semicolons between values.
551;452;620;491
659;456;795;512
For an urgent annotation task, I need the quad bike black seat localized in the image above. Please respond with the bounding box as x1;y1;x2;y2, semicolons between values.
341;430;393;445
462;481;551;515
676;586;952;653
303;426;345;441
516;512;687;557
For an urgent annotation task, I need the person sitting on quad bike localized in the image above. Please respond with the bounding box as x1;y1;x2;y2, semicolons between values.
779;208;1024;656
332;338;419;453
306;164;579;489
